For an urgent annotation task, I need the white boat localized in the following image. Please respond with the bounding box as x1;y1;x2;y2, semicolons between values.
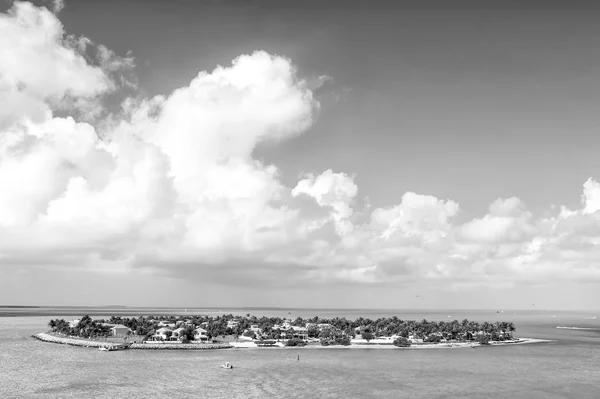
98;343;131;352
221;362;233;369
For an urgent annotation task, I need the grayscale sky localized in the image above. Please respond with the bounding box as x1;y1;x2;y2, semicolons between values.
1;0;599;310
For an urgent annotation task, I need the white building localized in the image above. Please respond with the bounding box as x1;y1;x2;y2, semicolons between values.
171;327;187;341
291;326;308;340
194;327;209;342
111;325;132;337
153;327;173;341
69;319;80;328
227;321;239;329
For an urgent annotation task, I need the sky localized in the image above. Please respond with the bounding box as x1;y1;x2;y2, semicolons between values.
1;0;600;310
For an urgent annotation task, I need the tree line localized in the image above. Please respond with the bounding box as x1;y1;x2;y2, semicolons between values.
47;314;516;343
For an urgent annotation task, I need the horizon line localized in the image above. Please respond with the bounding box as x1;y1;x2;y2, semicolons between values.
1;305;598;313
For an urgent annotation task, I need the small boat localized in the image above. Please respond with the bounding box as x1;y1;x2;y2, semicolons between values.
221;362;233;369
98;343;131;352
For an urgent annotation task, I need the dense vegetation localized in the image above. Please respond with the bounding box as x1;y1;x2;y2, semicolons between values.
393;337;412;347
48;315;112;338
285;338;307;347
47;314;516;343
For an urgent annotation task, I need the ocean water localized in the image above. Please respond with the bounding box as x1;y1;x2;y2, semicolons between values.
1;308;599;398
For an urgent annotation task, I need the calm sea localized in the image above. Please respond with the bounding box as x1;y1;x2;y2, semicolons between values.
1;308;599;398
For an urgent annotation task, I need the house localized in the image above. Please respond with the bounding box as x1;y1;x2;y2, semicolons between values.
194;327;209;342
111;325;132;337
463;330;488;341
425;332;445;342
227;321;239;329
354;326;374;335
153;327;173;341
317;323;331;331
408;334;423;343
171;327;187;341
69;319;80;328
280;326;308;340
158;321;176;328
291;326;308;341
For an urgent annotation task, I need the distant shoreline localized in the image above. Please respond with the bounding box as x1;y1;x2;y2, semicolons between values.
3;306;599;319
32;332;551;350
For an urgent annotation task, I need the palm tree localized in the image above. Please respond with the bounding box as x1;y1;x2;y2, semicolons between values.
507;322;516;338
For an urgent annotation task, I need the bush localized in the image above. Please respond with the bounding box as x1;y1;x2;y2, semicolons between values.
361;332;374;342
320;339;330;346
318;329;331;339
477;335;490;345
334;337;351;346
426;335;441;343
243;330;256;339
393;337;412;347
285;338;306;347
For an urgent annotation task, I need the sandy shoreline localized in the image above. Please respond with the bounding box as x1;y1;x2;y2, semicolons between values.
33;332;551;350
228;338;552;349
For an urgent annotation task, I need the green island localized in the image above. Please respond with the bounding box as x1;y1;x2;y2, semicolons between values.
31;313;541;350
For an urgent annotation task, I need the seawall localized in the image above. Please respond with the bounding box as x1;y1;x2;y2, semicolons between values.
130;342;233;350
32;333;232;350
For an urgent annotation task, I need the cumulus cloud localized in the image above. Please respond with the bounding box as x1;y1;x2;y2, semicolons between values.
460;197;536;243
372;193;459;242
292;170;357;235
1;1;600;292
0;2;110;128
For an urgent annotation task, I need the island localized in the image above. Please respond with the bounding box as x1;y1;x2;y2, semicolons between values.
33;314;547;350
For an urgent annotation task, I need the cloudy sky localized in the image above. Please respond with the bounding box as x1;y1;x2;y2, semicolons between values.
1;0;599;310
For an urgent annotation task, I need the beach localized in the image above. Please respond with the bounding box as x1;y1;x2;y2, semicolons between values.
228;337;551;349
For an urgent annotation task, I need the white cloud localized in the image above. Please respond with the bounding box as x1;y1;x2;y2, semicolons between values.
0;2;112;129
372;192;459;242
460;197;536;243
1;2;600;293
52;0;65;13
581;178;600;214
292;170;357;235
